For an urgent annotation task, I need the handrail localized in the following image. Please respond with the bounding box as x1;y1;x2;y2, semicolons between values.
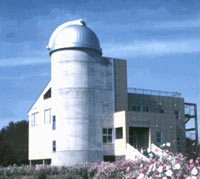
128;88;181;97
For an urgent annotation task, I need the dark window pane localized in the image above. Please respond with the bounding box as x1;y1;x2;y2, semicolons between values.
103;128;107;134
116;127;123;139
52;116;56;130
103;155;115;162
156;132;161;137
156;138;161;143
137;106;141;112
146;106;149;112
103;136;107;143
160;109;164;113
43;88;51;100
108;136;112;142
108;128;112;134
132;105;137;111
53;141;56;152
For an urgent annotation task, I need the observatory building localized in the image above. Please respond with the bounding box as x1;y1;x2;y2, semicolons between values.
28;19;193;165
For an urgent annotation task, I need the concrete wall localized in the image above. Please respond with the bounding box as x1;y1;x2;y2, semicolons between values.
51;49;113;165
114;59;128;112
127;93;186;153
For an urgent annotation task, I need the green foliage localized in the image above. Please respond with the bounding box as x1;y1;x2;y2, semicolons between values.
186;137;200;160
0;120;28;166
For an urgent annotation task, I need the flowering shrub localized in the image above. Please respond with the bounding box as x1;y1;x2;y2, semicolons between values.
0;147;199;178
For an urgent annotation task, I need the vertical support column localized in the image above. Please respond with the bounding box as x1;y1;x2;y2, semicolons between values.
194;104;199;144
29;160;32;167
148;128;151;148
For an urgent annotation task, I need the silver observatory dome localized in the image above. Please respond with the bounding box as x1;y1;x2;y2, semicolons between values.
47;19;102;55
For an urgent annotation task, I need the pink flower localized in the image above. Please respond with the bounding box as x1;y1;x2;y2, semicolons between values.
190;159;194;164
189;163;195;170
178;153;183;157
184;174;188;177
176;173;181;177
192;142;196;146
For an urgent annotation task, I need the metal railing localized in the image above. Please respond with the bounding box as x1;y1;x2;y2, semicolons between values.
128;88;181;97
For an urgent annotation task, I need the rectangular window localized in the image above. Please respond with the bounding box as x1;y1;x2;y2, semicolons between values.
132;104;149;112
175;110;180;120
52;140;56;152
103;155;115;162
137;105;141;112
44;109;51;124
103;128;113;143
52;116;56;130
156;131;162;144
131;105;137;111
31;112;39;126
177;136;181;146
116;127;123;139
160;109;164;113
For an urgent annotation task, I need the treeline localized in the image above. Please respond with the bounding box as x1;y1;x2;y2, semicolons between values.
0;120;28;166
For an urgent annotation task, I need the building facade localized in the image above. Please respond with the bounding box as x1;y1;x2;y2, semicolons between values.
28;19;186;165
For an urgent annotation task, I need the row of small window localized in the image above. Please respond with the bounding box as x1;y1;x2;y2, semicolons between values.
131;105;149;112
131;104;181;120
160;110;181;120
156;131;182;146
31;109;56;130
103;127;123;144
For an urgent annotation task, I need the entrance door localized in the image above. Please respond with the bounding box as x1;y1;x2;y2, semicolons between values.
129;127;149;150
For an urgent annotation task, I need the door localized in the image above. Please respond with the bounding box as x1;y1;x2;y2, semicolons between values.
129;127;149;150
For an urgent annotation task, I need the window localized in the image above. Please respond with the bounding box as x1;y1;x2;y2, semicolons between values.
142;105;149;112
52;140;56;152
177;136;181;146
131;104;149;112
137;105;141;112
132;105;137;111
116;127;123;139
156;131;162;144
43;88;51;100
103;155;115;162
103;128;112;143
175;110;180;120
160;109;164;113
44;109;51;124
31;112;39;126
52;116;56;130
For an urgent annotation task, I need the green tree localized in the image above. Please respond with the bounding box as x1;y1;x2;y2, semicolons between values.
0;120;28;166
186;137;200;160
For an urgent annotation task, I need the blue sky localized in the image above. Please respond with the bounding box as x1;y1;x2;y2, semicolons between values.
1;0;200;138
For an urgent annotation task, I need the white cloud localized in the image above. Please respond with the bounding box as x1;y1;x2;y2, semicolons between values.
102;39;200;58
0;72;49;80
153;18;200;29
0;57;49;67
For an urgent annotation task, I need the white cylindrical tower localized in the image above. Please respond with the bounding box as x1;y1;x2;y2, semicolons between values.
48;19;113;165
